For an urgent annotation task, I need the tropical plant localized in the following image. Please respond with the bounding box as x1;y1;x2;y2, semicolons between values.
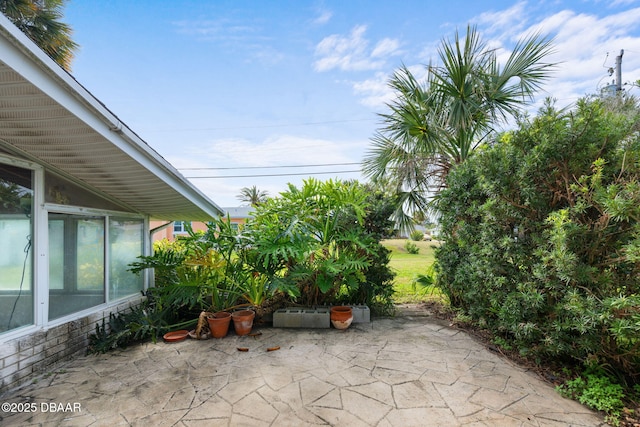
93;178;397;350
237;185;269;207
411;263;437;297
339;184;396;313
88;294;196;354
246;178;383;306
128;236;205;316
0;0;78;71
129;219;248;314
185;216;268;312
363;25;555;233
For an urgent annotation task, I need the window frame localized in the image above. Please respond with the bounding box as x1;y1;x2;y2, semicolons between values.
173;220;189;236
0;153;150;340
44;203;148;323
0;154;42;339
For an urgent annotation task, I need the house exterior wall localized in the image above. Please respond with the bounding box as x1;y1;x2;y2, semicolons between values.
0;154;150;394
0;15;223;395
0;296;143;394
151;220;210;242
150;209;252;242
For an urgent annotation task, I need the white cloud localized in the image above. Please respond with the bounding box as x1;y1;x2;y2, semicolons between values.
313;25;400;72
371;38;402;58
247;45;285;66
610;0;639;6
172;19;260;41
349;3;640;117
351;64;428;109
417;39;441;64
313;10;333;25
172;18;285;67
475;1;528;41
352;72;393;108
520;7;640;105
181;135;359;168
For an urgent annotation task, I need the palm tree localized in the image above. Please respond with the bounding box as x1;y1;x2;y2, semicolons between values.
0;0;78;71
363;25;555;233
237;185;269;207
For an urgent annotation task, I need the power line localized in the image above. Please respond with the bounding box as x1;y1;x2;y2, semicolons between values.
143;118;375;132
179;162;361;171
186;169;362;179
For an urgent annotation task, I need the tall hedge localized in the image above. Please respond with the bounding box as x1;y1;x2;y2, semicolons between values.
436;97;640;379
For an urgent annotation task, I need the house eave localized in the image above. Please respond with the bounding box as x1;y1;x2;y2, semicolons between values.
0;13;223;221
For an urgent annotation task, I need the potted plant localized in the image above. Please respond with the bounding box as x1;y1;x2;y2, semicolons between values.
158;219;245;339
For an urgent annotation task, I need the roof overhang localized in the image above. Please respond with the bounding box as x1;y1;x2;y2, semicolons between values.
0;14;223;221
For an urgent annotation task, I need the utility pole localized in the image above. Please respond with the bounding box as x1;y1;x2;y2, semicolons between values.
616;49;624;92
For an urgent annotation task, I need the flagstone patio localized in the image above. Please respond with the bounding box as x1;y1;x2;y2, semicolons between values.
0;306;605;426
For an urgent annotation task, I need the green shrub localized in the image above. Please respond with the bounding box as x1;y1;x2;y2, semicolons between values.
557;367;625;424
436;96;640;378
410;230;424;241
404;240;420;254
93;180;398;350
411;263;436;296
88;292;196;353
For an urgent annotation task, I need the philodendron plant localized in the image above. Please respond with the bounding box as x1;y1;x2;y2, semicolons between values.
245;178;373;306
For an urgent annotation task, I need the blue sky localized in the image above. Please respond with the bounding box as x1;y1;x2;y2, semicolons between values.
63;0;640;207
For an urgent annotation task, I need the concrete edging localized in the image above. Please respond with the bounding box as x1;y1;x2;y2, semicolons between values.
273;305;370;328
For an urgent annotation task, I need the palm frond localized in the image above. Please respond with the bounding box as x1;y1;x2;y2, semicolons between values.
363;24;556;228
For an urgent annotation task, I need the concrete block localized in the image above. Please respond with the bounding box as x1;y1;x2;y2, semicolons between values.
273;307;330;328
273;308;302;328
350;305;370;323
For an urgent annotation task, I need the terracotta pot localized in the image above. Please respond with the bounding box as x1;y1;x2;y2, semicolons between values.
330;306;353;330
231;309;255;336
206;311;231;338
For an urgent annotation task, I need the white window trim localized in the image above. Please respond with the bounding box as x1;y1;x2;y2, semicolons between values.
44;206;148;320
44;203;146;219
0;154;150;343
0;154;42;341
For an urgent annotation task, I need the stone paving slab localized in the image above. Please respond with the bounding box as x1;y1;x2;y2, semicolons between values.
0;310;605;426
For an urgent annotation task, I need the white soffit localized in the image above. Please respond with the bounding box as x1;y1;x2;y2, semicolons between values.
0;14;222;221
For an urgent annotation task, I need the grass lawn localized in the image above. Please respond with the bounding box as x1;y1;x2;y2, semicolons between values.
381;238;445;304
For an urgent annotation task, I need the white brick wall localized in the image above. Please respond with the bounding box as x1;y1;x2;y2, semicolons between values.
0;297;143;394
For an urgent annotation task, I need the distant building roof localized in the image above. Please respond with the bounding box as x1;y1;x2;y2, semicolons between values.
223;206;255;219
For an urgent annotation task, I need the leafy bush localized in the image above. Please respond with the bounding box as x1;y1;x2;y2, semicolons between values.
404;240;420;254
246;179;395;310
410;230;424;241
334;187;396;314
411;263;438;298
557;367;625;424
93;218;261;351
92;179;397;350
436;96;640;380
88;290;196;353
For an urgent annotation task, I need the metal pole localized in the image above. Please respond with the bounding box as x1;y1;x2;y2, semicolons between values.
616;49;624;92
